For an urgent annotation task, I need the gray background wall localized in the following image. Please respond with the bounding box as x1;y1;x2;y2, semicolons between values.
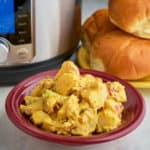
82;0;109;22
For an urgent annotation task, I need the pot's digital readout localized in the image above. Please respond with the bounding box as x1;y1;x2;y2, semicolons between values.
0;0;15;34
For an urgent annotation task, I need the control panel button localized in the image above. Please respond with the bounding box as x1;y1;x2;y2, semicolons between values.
18;39;25;43
16;48;29;59
17;22;28;27
0;39;9;63
18;31;27;35
17;14;28;19
17;34;31;44
17;6;24;11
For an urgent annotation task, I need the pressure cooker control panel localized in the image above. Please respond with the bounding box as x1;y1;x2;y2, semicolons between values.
0;0;34;66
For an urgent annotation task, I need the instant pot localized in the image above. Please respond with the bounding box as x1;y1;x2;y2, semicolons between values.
0;0;81;84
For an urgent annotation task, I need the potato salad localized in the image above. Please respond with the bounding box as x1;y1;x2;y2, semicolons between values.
20;61;127;136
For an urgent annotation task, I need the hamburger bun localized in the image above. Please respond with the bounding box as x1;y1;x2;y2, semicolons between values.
91;30;150;80
82;9;117;50
109;0;150;39
82;9;150;80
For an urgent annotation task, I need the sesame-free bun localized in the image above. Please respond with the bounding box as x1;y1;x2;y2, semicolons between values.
109;0;150;39
82;9;150;80
82;9;117;49
91;30;150;80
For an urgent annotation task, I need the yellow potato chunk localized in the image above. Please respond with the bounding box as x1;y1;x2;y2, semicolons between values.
79;101;90;112
24;96;41;105
107;82;127;103
104;98;124;117
72;109;98;136
31;111;52;125
42;117;57;133
54;61;80;80
72;75;103;96
54;73;79;96
42;119;73;135
57;95;79;120
42;89;66;114
30;77;53;96
81;81;108;110
30;84;43;97
80;74;99;88
97;109;121;133
20;100;43;115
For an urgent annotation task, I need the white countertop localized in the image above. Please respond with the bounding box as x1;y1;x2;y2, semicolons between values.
0;0;150;150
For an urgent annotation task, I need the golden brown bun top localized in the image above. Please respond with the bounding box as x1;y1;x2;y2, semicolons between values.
109;0;150;39
82;9;117;49
88;9;150;80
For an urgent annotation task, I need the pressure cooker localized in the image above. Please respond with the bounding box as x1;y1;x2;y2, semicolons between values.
0;0;81;84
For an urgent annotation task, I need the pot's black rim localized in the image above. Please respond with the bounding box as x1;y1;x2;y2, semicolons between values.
0;50;76;85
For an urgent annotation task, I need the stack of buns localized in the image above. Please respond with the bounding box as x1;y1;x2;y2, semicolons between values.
82;0;150;80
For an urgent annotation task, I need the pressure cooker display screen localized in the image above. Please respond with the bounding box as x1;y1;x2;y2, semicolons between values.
0;0;15;34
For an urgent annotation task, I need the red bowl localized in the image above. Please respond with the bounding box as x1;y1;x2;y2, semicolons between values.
5;69;145;145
